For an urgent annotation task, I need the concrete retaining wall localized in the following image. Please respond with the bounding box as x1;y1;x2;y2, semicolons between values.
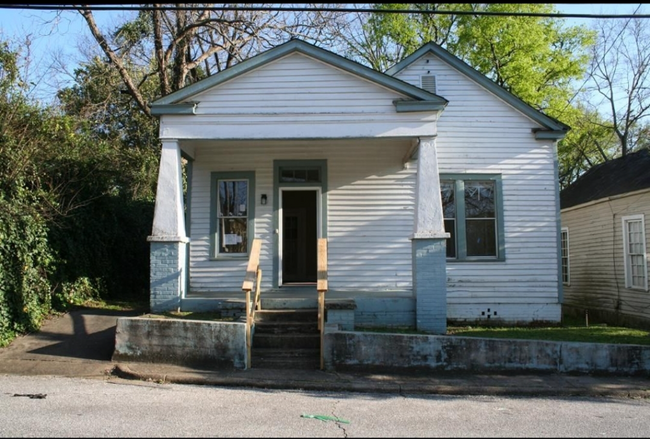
111;318;650;376
323;326;650;376
113;317;246;369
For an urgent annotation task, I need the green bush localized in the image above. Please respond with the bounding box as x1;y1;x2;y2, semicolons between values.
0;195;54;347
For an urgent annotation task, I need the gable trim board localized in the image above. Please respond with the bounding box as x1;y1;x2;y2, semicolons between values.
150;39;448;115
386;42;570;139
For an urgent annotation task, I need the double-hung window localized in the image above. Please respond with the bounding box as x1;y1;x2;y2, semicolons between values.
561;228;570;285
211;171;255;258
441;174;504;261
622;215;648;290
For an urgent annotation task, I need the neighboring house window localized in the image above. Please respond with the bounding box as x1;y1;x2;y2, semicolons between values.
440;175;504;261
211;172;255;258
622;215;648;290
561;228;570;285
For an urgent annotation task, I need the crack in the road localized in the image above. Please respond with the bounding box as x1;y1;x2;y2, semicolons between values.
331;399;349;438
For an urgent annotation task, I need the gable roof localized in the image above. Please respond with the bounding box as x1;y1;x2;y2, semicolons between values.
150;39;448;114
560;148;650;210
386;42;570;138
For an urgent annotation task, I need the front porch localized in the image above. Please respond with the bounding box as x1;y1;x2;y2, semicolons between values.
181;286;416;331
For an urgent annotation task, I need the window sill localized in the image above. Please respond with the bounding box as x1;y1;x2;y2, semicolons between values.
446;258;505;263
210;255;249;261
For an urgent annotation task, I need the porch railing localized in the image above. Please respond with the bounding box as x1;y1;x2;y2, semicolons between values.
242;238;262;369
317;238;328;370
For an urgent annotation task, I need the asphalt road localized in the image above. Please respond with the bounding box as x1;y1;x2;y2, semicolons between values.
1;374;650;437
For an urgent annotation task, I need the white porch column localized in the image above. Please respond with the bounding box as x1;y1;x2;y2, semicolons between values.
411;136;449;334
148;140;189;312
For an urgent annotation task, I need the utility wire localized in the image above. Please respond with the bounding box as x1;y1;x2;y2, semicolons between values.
1;4;650;19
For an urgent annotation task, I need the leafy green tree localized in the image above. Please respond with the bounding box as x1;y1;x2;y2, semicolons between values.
338;4;598;187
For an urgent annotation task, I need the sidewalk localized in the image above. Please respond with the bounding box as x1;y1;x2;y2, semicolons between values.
1;308;649;399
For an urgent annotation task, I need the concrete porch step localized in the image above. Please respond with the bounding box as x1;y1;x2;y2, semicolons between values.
254;321;319;334
253;333;320;349
251;348;320;370
254;308;318;323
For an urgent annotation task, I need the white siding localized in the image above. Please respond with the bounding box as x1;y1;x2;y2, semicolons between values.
159;53;437;140
561;190;650;322
187;139;414;292
397;54;561;322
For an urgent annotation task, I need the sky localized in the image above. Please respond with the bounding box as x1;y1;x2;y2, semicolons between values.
0;3;646;104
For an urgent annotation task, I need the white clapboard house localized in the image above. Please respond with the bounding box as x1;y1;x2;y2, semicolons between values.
561;149;650;329
147;39;568;333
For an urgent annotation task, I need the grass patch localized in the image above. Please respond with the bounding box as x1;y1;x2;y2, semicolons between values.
446;324;650;345
74;298;149;312
356;316;650;346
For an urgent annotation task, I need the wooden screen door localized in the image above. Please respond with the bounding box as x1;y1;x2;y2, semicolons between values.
281;189;318;284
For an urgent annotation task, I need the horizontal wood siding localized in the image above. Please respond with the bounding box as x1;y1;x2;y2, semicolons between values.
187;139;414;293
561;191;650;321
159;53;437;140
397;53;561;321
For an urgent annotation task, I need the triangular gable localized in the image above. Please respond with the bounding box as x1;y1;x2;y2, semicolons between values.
150;39;448;115
386;42;570;139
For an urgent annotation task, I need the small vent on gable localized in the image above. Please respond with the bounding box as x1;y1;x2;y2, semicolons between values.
421;75;437;94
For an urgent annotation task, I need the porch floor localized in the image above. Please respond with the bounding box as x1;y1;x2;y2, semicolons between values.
182;285;413;311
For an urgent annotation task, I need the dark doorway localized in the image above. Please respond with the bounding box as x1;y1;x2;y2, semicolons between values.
282;190;317;284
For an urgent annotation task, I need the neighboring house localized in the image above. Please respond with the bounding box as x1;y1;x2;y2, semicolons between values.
147;38;569;333
560;148;650;329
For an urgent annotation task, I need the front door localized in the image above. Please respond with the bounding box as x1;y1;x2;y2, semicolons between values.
281;190;318;284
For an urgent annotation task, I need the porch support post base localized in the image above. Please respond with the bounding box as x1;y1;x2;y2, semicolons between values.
412;237;447;334
148;238;189;313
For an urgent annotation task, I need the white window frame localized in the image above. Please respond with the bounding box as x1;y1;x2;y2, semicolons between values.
561;227;570;285
622;214;648;291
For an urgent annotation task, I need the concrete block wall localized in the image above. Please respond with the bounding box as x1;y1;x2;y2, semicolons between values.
150;241;187;313
354;297;415;328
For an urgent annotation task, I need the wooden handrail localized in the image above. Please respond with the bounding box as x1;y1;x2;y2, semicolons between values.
242;238;263;369
242;239;262;292
317;238;328;370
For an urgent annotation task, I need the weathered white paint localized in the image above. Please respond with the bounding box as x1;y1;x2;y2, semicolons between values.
149;140;187;240
186;139;415;293
412;136;448;239
396;52;561;322
155;47;564;324
159;53;438;140
561;189;650;324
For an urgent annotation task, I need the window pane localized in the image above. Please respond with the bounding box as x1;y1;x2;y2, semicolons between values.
307;169;320;182
466;219;496;257
444;219;456;258
219;180;248;217
280;168;321;183
280;170;294;182
465;181;495;218
561;230;569;284
219;218;247;253
441;181;455;218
